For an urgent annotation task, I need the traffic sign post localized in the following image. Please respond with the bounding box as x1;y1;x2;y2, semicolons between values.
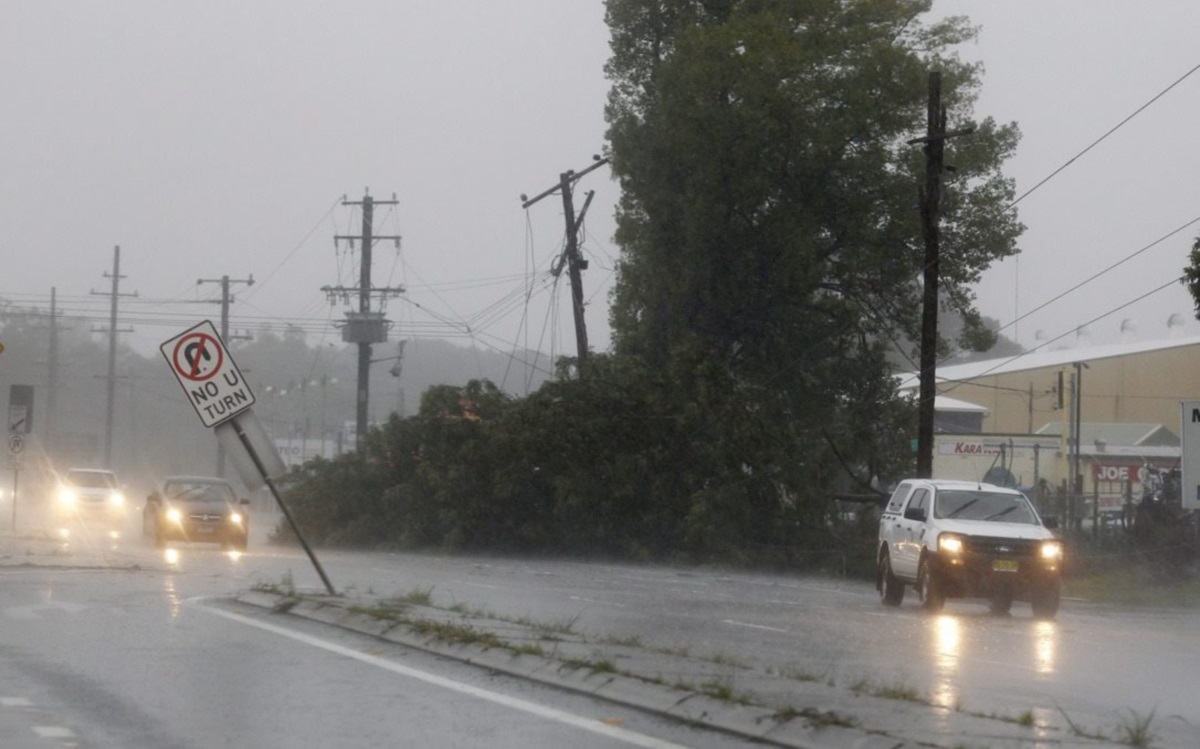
161;321;255;428
6;385;33;532
160;321;335;595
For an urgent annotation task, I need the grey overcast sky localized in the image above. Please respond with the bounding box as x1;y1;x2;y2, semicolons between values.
2;1;1199;370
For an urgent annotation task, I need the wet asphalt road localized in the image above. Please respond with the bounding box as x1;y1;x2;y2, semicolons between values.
2;507;1198;746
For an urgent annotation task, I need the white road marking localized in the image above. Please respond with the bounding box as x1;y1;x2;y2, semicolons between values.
722;619;789;634
5;601;88;620
191;599;690;749
1;697;33;707
33;727;74;738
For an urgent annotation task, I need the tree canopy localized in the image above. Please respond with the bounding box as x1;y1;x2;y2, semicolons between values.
605;0;1022;372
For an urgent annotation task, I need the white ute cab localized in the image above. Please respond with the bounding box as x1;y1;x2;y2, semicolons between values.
876;479;1063;618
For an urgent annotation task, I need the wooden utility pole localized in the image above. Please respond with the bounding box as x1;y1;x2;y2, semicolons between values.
46;287;59;443
908;72;973;478
90;246;137;467
322;191;402;447
521;155;610;369
197;273;254;476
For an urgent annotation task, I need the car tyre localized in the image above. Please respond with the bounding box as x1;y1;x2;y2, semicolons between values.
918;557;945;612
1030;580;1061;619
878;552;905;607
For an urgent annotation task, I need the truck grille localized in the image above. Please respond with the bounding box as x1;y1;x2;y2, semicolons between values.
965;536;1039;558
189;513;225;523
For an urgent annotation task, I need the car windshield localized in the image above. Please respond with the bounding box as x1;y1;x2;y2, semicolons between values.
165;481;236;504
933;490;1038;524
66;471;117;489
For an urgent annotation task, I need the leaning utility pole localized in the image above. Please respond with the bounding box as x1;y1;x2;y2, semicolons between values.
908;72;973;478
90;245;137;467
322;191;402;446
521;155;610;369
197;273;255;476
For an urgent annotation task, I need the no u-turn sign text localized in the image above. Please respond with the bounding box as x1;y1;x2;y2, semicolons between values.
161;321;255;428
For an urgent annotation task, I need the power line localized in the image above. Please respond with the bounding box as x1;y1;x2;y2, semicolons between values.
938;275;1182;394
1006;62;1200;211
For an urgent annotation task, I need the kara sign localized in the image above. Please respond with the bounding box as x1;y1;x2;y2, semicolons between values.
160;321;255;428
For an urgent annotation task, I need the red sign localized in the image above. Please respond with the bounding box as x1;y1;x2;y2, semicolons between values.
171;331;225;382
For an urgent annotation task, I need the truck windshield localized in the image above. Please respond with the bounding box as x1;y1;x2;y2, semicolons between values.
934;490;1037;524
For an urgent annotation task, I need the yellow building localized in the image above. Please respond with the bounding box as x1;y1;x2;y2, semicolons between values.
898;335;1200;505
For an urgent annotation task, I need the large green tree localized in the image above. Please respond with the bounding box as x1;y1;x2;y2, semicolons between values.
606;0;1021;362
604;0;1022;486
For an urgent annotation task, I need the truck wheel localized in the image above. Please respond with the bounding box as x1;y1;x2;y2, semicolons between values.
1030;581;1061;619
879;552;905;607
918;557;945;612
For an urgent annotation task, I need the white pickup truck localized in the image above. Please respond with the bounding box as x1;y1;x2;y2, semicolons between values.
876;479;1063;618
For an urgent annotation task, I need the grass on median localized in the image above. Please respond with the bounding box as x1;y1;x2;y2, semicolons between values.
1064;566;1200;607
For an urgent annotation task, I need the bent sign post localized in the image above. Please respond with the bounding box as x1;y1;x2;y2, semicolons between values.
160;321;335;595
161;321;255;427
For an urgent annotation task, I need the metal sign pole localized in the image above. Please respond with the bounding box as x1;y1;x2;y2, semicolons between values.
229;416;336;596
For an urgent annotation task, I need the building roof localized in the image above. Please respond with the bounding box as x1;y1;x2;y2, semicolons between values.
933;396;989;414
1034;422;1180;448
895;334;1200;391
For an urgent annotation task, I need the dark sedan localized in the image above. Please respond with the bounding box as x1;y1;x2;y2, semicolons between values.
143;476;250;550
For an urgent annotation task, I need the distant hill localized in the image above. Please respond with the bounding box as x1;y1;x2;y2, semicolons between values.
0;305;554;497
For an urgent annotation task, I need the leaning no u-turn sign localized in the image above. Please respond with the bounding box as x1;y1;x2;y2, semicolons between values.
161;320;255;428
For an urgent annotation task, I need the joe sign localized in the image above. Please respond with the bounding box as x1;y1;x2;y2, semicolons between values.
160;321;255;428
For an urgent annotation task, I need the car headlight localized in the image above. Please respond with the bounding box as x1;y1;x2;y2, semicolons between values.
229;512;243;525
938;533;965;555
58;488;77;507
166;508;183;524
109;492;125;508
1040;540;1063;562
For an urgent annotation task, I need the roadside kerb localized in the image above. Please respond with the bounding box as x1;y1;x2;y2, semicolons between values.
234;589;1118;749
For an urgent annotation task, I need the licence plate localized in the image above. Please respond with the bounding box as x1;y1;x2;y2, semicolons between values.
196;527;215;534
992;559;1019;572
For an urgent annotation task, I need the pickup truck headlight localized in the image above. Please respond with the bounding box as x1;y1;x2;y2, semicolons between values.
1040;540;1063;562
229;512;243;526
938;533;965;555
58;488;77;507
166;507;183;525
109;492;125;508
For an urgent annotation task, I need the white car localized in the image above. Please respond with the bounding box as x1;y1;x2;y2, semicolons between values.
876;479;1063;617
55;468;127;527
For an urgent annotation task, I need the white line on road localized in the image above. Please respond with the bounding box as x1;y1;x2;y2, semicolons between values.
33;727;75;739
721;619;789;634
190;599;690;749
